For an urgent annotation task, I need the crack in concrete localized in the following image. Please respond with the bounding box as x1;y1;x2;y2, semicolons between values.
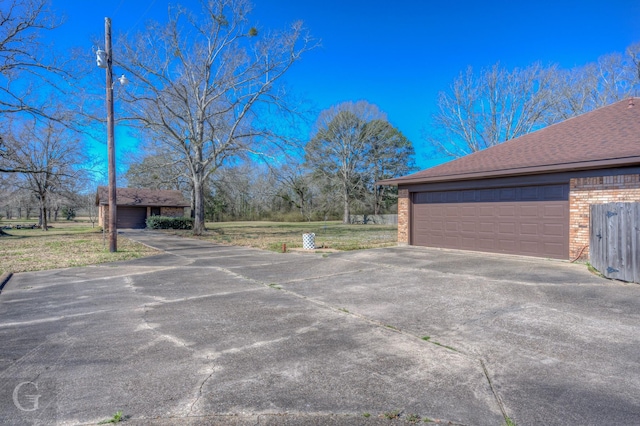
188;363;217;416
120;235;509;422
221;264;511;425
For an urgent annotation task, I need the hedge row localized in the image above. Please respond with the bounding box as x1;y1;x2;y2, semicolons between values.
145;216;193;230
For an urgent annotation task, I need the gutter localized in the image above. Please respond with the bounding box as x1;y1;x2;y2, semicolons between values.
378;156;640;186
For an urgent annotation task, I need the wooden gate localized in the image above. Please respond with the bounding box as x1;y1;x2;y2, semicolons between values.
590;203;640;283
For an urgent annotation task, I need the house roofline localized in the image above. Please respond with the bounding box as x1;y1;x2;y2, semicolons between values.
377;155;640;186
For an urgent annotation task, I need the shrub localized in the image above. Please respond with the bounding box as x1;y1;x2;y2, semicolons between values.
62;206;76;220
146;216;193;230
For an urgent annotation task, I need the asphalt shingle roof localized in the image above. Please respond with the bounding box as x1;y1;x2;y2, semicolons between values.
382;98;640;185
96;187;190;207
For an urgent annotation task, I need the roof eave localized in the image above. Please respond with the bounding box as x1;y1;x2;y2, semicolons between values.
378;156;640;186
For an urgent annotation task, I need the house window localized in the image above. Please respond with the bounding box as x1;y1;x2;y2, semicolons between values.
151;207;161;216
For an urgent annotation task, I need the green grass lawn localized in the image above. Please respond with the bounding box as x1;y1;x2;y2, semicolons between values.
167;220;398;251
0;220;159;274
0;219;397;274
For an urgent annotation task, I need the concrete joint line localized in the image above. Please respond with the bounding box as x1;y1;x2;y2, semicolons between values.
279;267;379;285
479;359;510;424
262;283;511;425
197;259;512;424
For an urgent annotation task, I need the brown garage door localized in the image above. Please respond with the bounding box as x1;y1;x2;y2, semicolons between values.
411;184;569;259
117;206;147;229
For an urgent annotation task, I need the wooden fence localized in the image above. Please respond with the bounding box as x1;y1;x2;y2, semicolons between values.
590;203;639;283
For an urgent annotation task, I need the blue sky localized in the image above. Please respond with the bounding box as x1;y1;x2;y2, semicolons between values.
49;0;640;171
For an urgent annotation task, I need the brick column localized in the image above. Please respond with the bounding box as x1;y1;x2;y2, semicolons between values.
398;188;409;245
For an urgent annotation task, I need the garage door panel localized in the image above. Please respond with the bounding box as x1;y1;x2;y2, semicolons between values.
117;206;147;229
543;223;564;236
519;205;540;217
461;206;476;216
543;242;565;257
411;186;569;259
478;206;495;217
478;222;495;233
498;239;517;251
498;222;516;234
520;240;540;253
478;238;496;250
498;205;516;216
461;237;477;249
544;204;565;217
431;220;444;231
461;221;476;232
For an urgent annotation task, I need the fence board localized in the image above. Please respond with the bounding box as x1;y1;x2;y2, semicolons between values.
589;203;640;283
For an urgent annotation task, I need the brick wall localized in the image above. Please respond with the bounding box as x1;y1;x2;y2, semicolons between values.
161;207;186;217
98;205;108;228
569;174;640;259
398;189;409;244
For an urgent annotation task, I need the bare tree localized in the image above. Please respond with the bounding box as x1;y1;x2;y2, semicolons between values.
426;62;558;158
124;153;191;192
269;161;315;221
6;118;82;230
82;193;98;227
551;46;640;121
427;43;640;159
0;0;66;116
117;0;316;234
0;0;77;176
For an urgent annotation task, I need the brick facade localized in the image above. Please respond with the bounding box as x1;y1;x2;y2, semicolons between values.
160;207;187;217
569;174;640;260
98;205;108;228
397;189;409;244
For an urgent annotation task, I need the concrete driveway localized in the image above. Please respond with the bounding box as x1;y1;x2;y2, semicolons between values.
1;230;639;425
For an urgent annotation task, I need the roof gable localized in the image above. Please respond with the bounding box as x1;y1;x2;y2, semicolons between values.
383;98;640;185
96;187;190;207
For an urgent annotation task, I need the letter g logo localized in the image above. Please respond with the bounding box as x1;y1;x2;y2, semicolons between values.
12;381;41;412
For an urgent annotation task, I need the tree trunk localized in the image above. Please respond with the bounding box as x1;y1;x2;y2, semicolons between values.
39;194;48;231
192;175;206;235
373;185;381;215
342;188;350;224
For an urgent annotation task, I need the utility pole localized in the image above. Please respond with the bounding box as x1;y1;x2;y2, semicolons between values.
105;17;117;252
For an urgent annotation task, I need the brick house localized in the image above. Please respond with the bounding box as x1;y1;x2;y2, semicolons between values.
380;98;640;260
96;187;191;229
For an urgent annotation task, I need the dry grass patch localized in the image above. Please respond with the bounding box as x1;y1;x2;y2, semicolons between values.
166;220;398;251
0;222;159;274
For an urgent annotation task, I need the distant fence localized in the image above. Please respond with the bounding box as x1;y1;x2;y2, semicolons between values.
590;202;639;283
349;214;398;225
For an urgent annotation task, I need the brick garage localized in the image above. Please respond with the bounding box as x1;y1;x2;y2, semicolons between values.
381;98;640;260
96;187;190;229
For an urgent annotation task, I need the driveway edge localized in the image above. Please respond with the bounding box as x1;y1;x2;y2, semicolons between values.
0;272;13;293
